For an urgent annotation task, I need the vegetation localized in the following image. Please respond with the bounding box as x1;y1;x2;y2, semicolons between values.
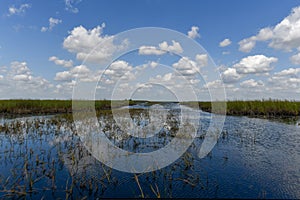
195;99;300;117
0;112;204;198
0;99;299;118
184;99;300;118
226;100;300;117
0;99;127;115
0;99;73;115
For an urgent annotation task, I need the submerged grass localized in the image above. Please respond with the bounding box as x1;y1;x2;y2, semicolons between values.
0;113;205;198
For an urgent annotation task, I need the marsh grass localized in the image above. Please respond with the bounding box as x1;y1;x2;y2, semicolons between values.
0;99;127;115
184;99;300;118
0;113;210;198
1;99;299;119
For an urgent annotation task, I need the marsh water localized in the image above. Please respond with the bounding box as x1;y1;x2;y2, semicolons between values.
0;104;299;199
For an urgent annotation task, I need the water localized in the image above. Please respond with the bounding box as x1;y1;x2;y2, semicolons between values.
0;104;299;199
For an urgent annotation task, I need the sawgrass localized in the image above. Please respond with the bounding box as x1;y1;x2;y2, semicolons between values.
0;99;299;117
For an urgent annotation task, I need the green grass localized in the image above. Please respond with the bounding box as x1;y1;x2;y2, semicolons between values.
226;100;300;117
0;99;299;118
0;99;138;116
0;99;72;114
183;99;300;117
195;100;300;117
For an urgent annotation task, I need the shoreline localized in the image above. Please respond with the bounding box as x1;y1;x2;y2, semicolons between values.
0;100;299;123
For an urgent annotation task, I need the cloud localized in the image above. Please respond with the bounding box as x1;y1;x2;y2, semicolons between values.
238;6;300;52
148;73;174;84
256;27;274;41
233;55;278;74
159;40;183;54
105;61;132;76
138;46;165;55
221;68;242;83
195;54;208;67
99;59;205;101
41;17;62;32
269;68;300;90
147;72;200;93
55;65;92;81
54;80;76;94
268;7;300;50
54;71;73;81
219;38;231;47
290;52;300;65
8;4;31;16
172;57;199;76
0;61;54;98
222;51;230;55
65;0;81;13
8;62;34;82
238;36;256;52
240;79;264;88
187;26;200;39
13;74;32;81
149;61;159;68
63;24;129;63
169;54;207;78
203;80;233;90
104;60;134;82
71;65;90;76
55;60;134;85
274;68;300;77
49;56;73;67
10;61;31;75
138;40;183;55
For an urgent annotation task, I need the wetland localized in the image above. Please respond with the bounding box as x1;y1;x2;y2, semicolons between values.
0;101;299;198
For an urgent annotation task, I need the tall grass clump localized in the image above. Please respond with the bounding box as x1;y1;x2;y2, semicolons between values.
0;99;299;117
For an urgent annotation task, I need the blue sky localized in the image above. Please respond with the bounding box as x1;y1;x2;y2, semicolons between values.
0;0;300;100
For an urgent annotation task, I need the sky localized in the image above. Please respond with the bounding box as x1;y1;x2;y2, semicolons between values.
0;0;300;100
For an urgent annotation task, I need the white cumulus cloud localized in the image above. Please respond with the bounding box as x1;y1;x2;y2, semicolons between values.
54;71;73;81
0;61;54;98
159;40;183;54
233;55;278;74
274;68;300;77
138;40;183;55
219;38;231;47
238;36;257;53
63;24;129;63
290;52;300;65
49;56;73;67
41;17;62;32
238;6;300;52
172;57;199;76
104;60;134;82
195;54;208;67
187;26;200;39
221;68;242;83
138;46;165;55
269;68;300;90
240;79;264;88
13;74;32;81
55;65;93;82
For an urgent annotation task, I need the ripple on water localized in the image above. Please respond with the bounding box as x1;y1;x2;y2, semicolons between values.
0;109;299;198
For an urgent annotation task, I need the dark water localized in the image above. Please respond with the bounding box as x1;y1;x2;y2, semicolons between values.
0;105;299;199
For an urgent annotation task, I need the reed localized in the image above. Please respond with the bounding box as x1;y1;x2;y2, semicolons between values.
1;99;299;118
185;99;300;117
